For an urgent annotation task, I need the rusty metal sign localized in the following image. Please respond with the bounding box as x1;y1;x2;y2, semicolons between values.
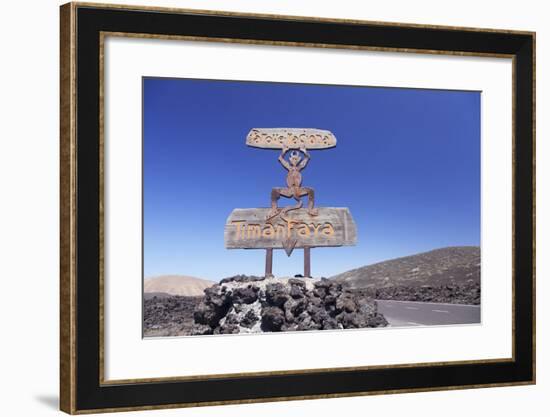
225;207;357;249
246;128;337;150
225;128;357;277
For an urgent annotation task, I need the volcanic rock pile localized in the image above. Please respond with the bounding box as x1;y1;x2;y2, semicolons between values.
192;275;388;335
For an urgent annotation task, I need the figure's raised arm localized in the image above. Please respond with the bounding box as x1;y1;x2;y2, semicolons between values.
298;147;310;169
278;146;291;170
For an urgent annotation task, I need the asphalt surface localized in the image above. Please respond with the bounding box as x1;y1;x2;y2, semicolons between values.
376;299;481;327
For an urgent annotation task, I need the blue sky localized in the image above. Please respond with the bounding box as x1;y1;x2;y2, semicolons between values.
143;77;480;281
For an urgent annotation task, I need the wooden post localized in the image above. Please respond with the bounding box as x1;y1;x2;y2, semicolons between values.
304;247;311;277
265;248;273;277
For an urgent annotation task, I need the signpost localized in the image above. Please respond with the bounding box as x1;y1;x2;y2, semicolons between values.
225;128;357;277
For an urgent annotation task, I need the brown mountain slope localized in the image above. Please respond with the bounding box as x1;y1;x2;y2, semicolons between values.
331;246;480;289
144;275;215;297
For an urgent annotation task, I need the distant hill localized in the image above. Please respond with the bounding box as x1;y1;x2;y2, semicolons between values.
144;275;215;297
331;246;480;289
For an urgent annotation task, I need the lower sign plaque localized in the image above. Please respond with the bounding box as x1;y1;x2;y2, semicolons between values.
224;207;357;250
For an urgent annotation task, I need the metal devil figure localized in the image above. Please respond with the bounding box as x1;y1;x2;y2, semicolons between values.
224;128;357;278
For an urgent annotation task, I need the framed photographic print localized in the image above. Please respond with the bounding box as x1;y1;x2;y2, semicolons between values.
60;2;535;414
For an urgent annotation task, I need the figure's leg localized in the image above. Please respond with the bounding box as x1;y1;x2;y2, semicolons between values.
271;187;292;209
271;188;281;211
268;187;293;221
291;187;304;209
302;187;318;216
276;188;304;223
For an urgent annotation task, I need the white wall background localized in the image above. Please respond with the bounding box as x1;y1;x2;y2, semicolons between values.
0;0;546;416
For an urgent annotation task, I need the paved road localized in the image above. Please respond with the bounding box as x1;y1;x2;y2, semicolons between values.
376;299;480;327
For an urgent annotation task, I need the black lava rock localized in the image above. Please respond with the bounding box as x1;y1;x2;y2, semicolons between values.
261;306;285;331
265;283;289;307
232;285;259;304
241;310;260;328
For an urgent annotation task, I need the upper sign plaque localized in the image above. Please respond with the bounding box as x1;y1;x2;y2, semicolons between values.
246;128;337;150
